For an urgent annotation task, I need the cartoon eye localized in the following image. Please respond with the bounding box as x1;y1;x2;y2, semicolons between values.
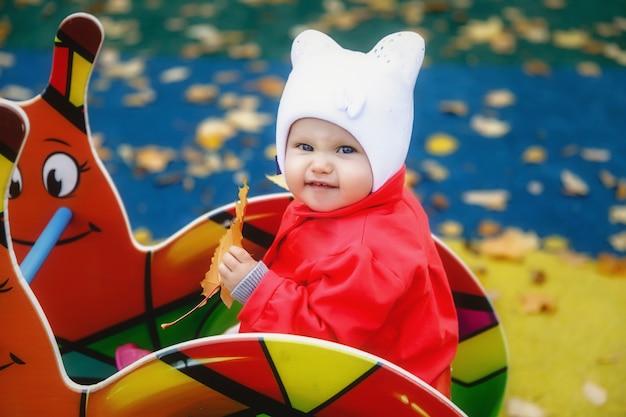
0;278;12;293
42;153;80;198
8;167;22;199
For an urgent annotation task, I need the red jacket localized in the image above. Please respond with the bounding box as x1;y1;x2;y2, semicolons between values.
237;167;458;386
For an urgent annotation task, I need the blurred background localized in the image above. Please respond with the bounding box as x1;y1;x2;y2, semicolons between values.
1;1;625;416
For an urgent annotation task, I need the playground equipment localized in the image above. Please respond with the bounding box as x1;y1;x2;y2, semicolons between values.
0;13;507;416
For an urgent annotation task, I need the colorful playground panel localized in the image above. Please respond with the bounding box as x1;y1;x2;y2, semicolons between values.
0;12;507;416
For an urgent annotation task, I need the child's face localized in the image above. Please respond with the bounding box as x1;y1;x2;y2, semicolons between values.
284;118;373;212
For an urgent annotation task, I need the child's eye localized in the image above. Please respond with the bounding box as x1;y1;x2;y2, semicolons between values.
338;146;355;154
297;143;314;151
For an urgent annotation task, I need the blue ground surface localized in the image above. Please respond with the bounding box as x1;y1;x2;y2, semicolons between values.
2;49;623;256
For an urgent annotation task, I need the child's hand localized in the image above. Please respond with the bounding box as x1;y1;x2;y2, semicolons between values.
218;246;258;292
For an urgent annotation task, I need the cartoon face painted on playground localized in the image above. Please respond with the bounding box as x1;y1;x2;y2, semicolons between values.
5;13;240;378
10;133;105;248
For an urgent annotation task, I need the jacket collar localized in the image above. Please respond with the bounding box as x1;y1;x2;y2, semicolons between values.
290;166;406;219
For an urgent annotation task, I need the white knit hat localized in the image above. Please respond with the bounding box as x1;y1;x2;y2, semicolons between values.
275;29;425;191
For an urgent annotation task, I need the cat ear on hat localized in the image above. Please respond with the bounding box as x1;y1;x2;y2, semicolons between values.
368;31;425;86
290;29;342;66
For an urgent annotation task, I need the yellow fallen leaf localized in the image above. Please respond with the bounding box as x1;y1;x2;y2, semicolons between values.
266;173;289;190
477;228;540;260
519;292;557;314
425;132;459;156
161;179;249;328
202;178;249;308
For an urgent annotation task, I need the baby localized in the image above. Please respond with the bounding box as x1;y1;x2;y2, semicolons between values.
219;29;458;396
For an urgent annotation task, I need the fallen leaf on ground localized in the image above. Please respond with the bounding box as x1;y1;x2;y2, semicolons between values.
506;397;546;417
522;145;547;164
597;349;625;365
561;169;589;196
266;173;288;190
135;145;176;173
470;114;511;137
530;269;547;285
580;147;611;162
616;180;626;200
519;292;557;314
185;83;219;104
608;231;626;252
523;59;551;76
438;220;464;237
477;228;540;260
609;205;626;225
462;189;510;211
596;252;626;277
582;380;608;406
439;100;469;116
425;132;459;156
477;219;502;236
421;159;449;181
599;169;617;188
484;89;516;107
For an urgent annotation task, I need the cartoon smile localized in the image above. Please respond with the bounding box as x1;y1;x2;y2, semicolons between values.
0;353;25;371
12;222;101;247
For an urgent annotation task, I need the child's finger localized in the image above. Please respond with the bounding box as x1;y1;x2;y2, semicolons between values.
221;251;238;270
229;245;250;261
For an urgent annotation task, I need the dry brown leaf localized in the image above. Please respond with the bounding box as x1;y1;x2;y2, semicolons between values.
522;145;547;164
477;219;501;237
523;59;551;76
195;117;236;151
542;235;569;252
421;159;449;181
161;179;249;329
226;108;273;133
254;75;285;98
460;16;504;43
596;252;626;277
558;249;590;267
484;89;516;107
530;269;547;285
462;189;510;211
122;89;156;107
553;29;590;49
609;205;626;225
404;169;420;188
185;83;219;104
597;349;625;365
430;193;449;211
580;147;610;162
159;66;191;83
439;100;469;116
470;114;511;137
599;169;617;188
519;292;557;314
203;178;249;308
135;145;176;173
477;228;540;260
577;61;602;77
616;179;626;201
266;173;289;190
438;220;464;237
561;169;589;196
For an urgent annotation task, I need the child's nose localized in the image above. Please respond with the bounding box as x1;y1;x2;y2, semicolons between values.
310;154;332;173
